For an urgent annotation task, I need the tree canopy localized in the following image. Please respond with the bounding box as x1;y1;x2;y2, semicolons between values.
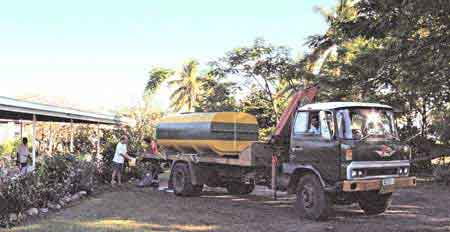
145;0;450;149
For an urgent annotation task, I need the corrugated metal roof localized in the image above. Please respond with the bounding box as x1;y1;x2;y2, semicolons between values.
299;102;393;111
0;96;130;125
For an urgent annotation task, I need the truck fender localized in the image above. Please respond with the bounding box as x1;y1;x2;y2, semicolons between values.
284;165;328;194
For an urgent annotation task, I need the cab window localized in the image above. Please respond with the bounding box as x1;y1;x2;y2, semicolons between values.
321;111;335;139
294;112;309;134
294;111;323;136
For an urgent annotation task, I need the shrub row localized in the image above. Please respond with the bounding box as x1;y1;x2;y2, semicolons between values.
0;155;97;227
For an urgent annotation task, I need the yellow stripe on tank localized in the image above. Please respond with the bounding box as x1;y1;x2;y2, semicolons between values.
158;112;257;125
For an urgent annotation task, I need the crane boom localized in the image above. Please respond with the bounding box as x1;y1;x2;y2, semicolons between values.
271;86;320;144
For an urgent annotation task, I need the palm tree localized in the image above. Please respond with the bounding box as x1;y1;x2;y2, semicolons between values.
305;0;355;75
275;0;355;99
169;59;202;112
145;67;174;96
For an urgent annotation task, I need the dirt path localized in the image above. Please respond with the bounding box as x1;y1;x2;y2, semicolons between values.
5;180;450;232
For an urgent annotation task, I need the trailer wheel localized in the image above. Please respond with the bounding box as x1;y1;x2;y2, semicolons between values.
295;174;332;221
358;191;392;215
226;182;255;195
171;162;203;197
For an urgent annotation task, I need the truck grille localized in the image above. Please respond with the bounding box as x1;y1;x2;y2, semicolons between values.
366;168;397;176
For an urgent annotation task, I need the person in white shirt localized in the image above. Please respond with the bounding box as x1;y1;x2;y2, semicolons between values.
111;135;132;186
17;138;30;171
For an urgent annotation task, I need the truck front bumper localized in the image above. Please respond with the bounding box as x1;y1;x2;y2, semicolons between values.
341;176;416;192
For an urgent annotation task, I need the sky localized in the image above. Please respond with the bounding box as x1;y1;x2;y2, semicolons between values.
0;0;334;112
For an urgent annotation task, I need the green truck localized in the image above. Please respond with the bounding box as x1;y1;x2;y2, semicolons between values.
154;86;416;220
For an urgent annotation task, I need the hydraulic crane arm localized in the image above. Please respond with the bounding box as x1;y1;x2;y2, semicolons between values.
271;85;320;144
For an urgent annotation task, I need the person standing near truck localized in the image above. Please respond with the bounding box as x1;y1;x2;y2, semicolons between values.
17;137;30;172
111;135;132;186
143;137;161;184
143;137;159;158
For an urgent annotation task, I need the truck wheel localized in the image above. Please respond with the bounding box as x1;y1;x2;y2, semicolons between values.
295;174;332;221
357;191;392;215
226;182;255;195
171;162;203;197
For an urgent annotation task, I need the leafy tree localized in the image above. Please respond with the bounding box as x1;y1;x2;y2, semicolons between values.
239;86;277;140
195;74;238;112
211;38;296;120
305;0;357;75
306;0;450;164
334;0;450;135
169;60;202;112
115;104;163;154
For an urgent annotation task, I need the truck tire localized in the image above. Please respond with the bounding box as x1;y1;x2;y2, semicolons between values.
295;174;332;221
226;182;255;195
171;162;203;197
358;191;392;215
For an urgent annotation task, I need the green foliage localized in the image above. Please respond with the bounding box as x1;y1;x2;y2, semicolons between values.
431;110;450;146
97;105;162;182
333;0;450;116
306;0;450;163
211;39;302;125
0;155;96;226
145;67;174;96
195;75;239;112
169;59;202;112
0;139;21;159
73;125;98;155
239;86;277;140
141;0;449;157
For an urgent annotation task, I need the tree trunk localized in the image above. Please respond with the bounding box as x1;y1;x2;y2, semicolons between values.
421;98;427;136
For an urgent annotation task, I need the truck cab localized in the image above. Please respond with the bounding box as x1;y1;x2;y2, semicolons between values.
284;102;416;220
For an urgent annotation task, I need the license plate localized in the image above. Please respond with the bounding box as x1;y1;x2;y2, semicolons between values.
382;178;395;186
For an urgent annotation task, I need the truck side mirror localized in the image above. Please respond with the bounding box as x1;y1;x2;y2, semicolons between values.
319;111;333;140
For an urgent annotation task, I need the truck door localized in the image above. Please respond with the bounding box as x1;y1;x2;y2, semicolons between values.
290;111;340;183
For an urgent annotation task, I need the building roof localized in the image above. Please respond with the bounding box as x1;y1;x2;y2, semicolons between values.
0;96;129;125
299;102;393;111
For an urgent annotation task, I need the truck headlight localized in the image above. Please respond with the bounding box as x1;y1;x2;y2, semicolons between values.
351;169;365;178
398;167;409;175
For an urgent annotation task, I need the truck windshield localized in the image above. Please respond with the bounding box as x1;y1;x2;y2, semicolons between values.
337;108;398;140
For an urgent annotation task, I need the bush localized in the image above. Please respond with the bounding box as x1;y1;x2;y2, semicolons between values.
0;138;21;161
0;155;98;227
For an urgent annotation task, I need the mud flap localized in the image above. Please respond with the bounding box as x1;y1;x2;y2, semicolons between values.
187;161;199;185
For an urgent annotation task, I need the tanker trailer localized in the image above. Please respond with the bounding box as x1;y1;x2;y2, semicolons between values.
156;112;259;156
155;112;274;196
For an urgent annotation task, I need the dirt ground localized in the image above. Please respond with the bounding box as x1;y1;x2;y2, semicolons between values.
4;178;450;232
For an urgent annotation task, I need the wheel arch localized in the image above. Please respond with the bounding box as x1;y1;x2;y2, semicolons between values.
286;165;328;194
